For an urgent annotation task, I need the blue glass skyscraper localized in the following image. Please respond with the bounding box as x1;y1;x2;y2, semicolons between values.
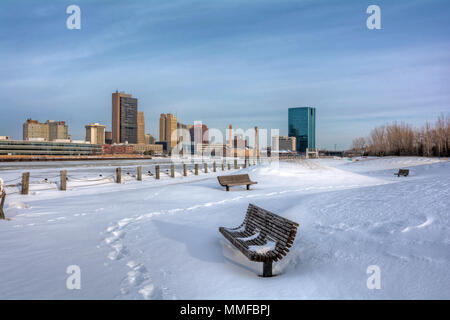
288;107;316;153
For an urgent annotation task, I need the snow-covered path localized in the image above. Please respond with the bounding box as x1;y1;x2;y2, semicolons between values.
0;157;449;299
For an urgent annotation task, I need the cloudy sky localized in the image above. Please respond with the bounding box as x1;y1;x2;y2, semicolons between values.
0;0;449;149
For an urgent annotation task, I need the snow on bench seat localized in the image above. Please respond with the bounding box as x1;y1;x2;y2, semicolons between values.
219;203;299;277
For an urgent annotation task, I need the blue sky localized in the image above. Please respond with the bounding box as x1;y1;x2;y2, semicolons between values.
0;0;449;149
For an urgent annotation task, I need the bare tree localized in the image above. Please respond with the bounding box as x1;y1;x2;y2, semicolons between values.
352;137;366;152
356;114;450;157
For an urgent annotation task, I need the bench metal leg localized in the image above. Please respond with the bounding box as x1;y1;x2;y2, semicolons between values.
246;184;250;190
226;186;229;191
263;260;272;277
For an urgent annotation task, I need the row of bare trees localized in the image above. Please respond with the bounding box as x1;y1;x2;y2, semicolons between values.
351;115;450;157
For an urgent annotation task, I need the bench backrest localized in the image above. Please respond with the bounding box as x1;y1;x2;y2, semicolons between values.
243;204;299;252
217;174;252;186
398;169;409;175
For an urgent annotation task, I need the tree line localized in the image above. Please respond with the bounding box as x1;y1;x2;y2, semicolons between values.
352;115;450;157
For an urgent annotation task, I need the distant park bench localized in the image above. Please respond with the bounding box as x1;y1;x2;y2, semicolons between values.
217;174;257;191
395;169;409;177
219;203;299;277
0;190;6;220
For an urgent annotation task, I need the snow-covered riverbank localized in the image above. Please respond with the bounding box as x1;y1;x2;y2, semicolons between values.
0;157;449;299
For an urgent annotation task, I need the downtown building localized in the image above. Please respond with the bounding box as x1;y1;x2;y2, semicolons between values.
85;123;106;145
112;91;138;144
0;140;101;156
23;119;69;142
272;135;296;152
137;111;145;144
288;107;316;153
159;113;178;152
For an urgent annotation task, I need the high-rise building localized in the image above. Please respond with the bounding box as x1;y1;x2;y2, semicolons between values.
159;114;166;142
158;113;178;151
85;123;106;145
112;91;138;144
288;107;316;153
23;119;69;141
47;120;69;141
272;135;296;152
165;114;178;150
23;119;49;141
137;111;145;144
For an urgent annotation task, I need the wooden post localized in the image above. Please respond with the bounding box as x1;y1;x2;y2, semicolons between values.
244;158;247;168
234;159;238;169
116;168;121;183
222;162;225;171
213;162;216;172
171;164;175;178
21;172;29;195
137;166;142;181
183;163;187;176
195;163;199;175
60;170;67;191
155;165;160;179
204;163;208;173
263;260;273;277
0;191;6;220
228;163;231;170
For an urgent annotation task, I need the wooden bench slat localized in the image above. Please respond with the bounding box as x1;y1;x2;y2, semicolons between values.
219;203;299;277
217;174;258;191
395;169;409;177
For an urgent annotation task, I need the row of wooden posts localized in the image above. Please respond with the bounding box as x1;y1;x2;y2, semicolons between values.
18;159;259;195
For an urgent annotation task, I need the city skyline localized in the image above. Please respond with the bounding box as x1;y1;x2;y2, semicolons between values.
0;0;449;149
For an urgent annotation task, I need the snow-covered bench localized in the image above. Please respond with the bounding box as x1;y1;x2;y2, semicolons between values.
0;190;6;220
217;174;257;191
395;169;409;177
219;203;299;277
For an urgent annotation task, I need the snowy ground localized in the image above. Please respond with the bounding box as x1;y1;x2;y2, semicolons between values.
0;156;449;299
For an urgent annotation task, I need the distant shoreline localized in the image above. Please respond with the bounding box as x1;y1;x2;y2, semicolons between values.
0;155;154;162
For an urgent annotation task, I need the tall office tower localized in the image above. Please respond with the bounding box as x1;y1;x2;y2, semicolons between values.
112;91;138;144
165;114;178;150
288;107;316;153
85;123;106;145
23;119;49;141
137;111;145;144
47;120;69;141
159;114;166;142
